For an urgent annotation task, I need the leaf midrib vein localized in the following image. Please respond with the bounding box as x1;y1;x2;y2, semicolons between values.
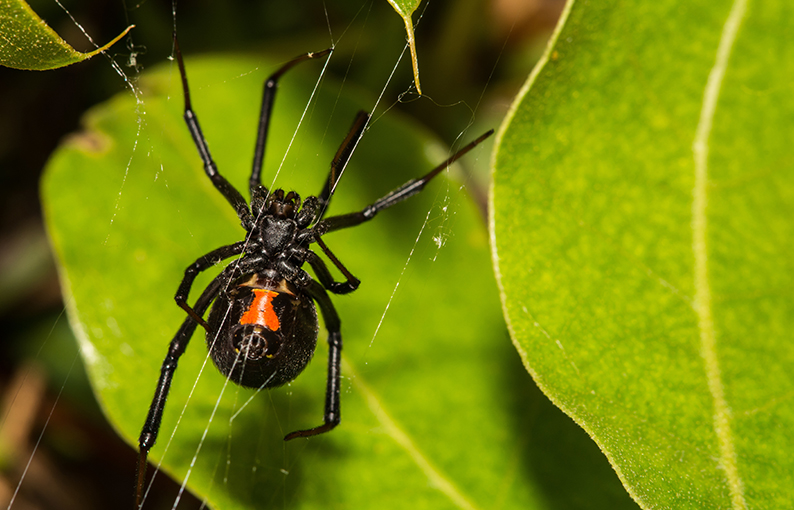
343;359;480;510
692;0;748;508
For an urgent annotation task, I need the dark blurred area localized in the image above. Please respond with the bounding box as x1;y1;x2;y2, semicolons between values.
0;0;562;507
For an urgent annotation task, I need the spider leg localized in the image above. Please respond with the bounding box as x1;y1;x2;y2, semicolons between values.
173;33;252;225
316;111;370;219
135;263;234;509
305;238;360;294
315;129;494;234
175;241;246;329
284;279;342;440
250;49;334;197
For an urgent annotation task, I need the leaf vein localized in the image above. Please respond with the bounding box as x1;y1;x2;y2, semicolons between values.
345;359;479;510
692;0;749;507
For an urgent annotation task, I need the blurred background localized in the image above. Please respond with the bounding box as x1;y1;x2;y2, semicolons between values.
0;0;563;507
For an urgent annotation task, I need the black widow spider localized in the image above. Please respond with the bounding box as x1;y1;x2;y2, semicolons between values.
134;34;492;507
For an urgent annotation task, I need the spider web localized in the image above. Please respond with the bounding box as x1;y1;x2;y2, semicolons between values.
6;0;498;508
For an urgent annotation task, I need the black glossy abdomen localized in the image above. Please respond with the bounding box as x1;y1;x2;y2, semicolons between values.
205;278;318;389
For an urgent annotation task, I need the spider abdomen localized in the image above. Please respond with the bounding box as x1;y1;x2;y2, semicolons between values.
205;276;318;389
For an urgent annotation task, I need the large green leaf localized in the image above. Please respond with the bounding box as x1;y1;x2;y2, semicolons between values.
492;0;793;509
42;54;638;509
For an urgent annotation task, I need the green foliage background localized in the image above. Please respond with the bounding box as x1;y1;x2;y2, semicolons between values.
3;0;790;508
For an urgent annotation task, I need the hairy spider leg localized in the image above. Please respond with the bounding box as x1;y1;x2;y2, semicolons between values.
174;241;246;329
283;278;343;440
307;238;360;294
276;238;367;439
249;48;334;197
135;263;232;509
296;112;371;296
174;35;251;226
316;111;370;218
316;128;495;235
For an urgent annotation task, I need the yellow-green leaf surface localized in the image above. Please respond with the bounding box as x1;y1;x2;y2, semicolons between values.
0;0;131;70
492;0;793;509
42;54;640;509
386;0;422;94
